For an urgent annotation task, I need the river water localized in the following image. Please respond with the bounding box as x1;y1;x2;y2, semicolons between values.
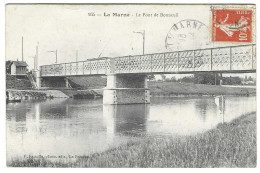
6;96;256;161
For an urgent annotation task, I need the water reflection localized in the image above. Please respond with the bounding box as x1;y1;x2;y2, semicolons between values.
147;96;255;135
103;104;149;138
6;103;27;122
6;96;256;161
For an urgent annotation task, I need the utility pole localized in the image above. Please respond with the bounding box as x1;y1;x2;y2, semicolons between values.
133;30;145;55
48;49;58;63
143;30;145;55
56;50;57;63
36;43;38;70
28;42;39;71
215;73;217;85
22;37;24;61
76;50;78;62
29;56;35;69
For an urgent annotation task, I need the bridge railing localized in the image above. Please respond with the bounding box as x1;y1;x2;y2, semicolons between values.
40;44;256;77
40;58;111;76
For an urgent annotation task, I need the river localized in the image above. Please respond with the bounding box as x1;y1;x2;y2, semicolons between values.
6;96;256;162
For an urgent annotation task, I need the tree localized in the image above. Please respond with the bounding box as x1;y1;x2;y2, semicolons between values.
180;76;194;83
222;77;242;85
147;74;155;81
194;72;220;85
161;74;166;81
170;76;177;82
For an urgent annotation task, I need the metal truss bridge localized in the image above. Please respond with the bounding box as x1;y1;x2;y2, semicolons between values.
40;44;256;77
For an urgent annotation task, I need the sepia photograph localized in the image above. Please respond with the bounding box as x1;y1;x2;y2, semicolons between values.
4;3;257;168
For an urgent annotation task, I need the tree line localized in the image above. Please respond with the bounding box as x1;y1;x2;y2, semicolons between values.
147;73;255;85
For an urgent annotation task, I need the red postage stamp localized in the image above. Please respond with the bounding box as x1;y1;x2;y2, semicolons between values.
212;9;252;42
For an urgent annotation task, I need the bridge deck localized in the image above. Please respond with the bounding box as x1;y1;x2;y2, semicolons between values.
40;44;256;77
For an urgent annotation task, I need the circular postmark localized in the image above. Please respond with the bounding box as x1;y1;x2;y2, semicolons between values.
165;19;210;51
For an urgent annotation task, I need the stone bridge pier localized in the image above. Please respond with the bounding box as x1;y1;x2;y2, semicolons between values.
103;74;150;104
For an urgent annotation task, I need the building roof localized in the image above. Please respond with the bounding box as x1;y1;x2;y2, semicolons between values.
8;61;28;67
6;61;12;69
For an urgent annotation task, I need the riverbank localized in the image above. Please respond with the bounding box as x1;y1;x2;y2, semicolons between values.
64;80;256;97
8;112;256;167
7;74;256;98
6;90;48;102
66;77;256;96
45;82;256;98
6;89;69;102
6;75;32;90
148;81;256;96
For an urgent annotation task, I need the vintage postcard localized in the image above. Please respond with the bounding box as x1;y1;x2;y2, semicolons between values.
5;4;256;168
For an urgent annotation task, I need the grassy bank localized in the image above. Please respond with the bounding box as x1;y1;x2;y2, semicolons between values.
6;89;69;99
52;81;256;98
6;75;32;90
8;112;256;168
149;81;256;96
62;78;257;96
67;76;256;96
7;74;255;97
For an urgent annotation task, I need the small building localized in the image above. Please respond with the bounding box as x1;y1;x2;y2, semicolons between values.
6;60;28;76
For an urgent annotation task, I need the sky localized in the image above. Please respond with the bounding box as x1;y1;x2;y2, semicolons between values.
5;4;256;78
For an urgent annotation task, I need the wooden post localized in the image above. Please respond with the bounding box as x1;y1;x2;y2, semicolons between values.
177;52;179;72
252;45;254;69
65;63;67;76
128;56;131;73
215;73;217;85
83;61;85;75
193;50;195;71
163;53;165;72
150;55;153;72
210;48;213;71
22;37;24;62
75;63;77;75
70;64;72;75
89;61;92;74
230;47;232;70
